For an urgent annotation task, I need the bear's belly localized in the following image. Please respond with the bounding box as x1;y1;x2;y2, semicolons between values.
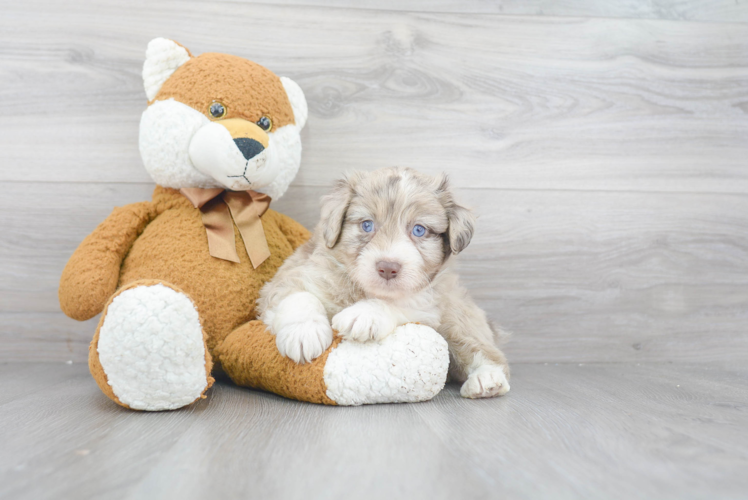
119;207;293;354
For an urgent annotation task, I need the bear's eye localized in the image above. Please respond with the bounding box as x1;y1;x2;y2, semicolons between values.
209;102;226;119
256;116;272;132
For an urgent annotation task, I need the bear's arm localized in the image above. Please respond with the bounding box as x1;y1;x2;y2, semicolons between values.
59;201;157;321
271;210;311;250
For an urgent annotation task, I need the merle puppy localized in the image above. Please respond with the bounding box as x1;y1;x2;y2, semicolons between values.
258;167;510;398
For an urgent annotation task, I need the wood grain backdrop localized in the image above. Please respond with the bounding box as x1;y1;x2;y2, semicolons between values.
1;0;746;363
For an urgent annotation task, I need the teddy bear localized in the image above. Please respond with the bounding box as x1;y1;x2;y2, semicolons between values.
58;39;449;410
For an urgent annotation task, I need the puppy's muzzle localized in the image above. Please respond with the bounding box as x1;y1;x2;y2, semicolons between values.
376;261;401;281
219;118;269;161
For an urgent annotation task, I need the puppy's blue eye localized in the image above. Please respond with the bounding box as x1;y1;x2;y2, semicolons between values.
361;220;374;233
412;224;426;237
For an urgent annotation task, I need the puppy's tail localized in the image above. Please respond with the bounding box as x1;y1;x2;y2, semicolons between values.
489;320;512;346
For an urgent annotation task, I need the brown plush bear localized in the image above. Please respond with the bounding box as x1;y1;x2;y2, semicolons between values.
59;39;449;410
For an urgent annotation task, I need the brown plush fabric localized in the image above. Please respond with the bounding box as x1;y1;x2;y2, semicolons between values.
60;186;314;406
59;202;157;321
88;319;124;408
172;40;193;58
219;321;341;405
154;53;295;129
88;279;215;411
59;188;308;340
116;187;309;356
59;41;327;408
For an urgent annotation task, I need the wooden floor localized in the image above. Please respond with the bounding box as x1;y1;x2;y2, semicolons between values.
1;0;747;498
1;361;747;500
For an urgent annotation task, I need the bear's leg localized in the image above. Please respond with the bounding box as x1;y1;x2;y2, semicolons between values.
217;320;450;406
89;280;214;411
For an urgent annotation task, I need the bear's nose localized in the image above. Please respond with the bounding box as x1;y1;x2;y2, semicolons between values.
234;138;265;160
376;261;401;281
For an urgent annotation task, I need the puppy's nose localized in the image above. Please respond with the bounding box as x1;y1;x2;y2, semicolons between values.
376;261;401;280
233;138;265;160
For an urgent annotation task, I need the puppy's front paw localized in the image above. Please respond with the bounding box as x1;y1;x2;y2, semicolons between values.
332;300;398;342
275;316;333;364
460;364;510;399
270;292;333;364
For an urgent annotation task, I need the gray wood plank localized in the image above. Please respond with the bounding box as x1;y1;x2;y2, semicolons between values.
259;0;748;23
1;1;747;193
0;362;83;405
0;313;96;364
1;362;746;500
0;365;208;500
125;385;489;500
3;182;747;363
412;362;748;500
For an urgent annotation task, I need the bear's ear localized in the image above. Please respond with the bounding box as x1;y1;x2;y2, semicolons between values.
142;38;192;101
280;77;308;130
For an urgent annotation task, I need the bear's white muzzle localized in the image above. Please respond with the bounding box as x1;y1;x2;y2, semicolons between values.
189;121;277;191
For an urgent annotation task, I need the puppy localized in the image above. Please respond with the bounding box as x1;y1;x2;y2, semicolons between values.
258;167;510;398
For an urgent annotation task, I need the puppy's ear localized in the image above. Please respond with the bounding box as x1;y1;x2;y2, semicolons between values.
436;173;476;255
320;173;357;248
447;205;476;255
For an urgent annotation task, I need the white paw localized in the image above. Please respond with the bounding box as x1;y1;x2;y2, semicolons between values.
270;292;333;364
331;300;398;342
275;316;333;364
460;364;510;399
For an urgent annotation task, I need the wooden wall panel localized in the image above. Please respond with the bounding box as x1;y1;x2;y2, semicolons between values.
3;183;746;363
1;0;746;363
261;0;748;23
1;1;747;192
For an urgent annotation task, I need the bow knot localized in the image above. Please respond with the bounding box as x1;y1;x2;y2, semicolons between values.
180;188;271;268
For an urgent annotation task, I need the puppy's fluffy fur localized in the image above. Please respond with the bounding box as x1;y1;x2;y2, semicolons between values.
258;167;510;398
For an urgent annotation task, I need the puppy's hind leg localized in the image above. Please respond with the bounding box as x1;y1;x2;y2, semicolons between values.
458;350;510;399
445;332;510;399
438;289;510;399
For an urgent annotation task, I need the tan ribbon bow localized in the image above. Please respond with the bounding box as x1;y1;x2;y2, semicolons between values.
180;188;272;268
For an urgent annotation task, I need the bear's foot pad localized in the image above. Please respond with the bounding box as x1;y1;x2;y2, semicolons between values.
97;284;210;411
323;323;450;406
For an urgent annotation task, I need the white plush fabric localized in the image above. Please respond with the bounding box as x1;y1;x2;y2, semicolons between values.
188;121;273;192
323;324;449;406
255;123;302;199
97;284;209;411
139;99;216;189
280;77;308;129
139;98;302;198
143;38;191;101
139;40;307;199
